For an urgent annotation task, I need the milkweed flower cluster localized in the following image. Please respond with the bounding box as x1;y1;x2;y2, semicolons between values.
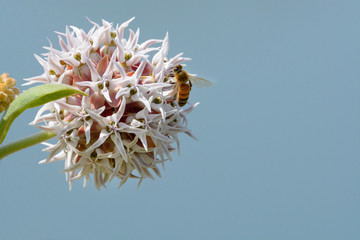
26;18;198;189
0;73;19;113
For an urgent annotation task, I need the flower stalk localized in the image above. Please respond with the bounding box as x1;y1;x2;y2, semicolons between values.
0;131;56;160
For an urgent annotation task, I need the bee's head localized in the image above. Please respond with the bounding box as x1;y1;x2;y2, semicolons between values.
173;65;183;73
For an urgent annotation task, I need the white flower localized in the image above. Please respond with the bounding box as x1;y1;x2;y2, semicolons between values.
26;18;198;190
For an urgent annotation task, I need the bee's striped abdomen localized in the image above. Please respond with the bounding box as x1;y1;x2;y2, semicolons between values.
177;82;191;107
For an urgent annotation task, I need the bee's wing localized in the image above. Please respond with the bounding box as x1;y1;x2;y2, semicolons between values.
169;83;178;97
188;75;213;87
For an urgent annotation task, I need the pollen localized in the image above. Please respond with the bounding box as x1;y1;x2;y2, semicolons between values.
125;52;132;61
0;73;19;113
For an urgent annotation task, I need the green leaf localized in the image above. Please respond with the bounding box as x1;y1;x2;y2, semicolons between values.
0;84;87;144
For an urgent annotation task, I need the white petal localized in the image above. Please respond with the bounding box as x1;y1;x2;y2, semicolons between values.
87;129;111;152
87;108;107;127
109;156;123;182
84;119;93;144
101;88;112;102
114;62;127;80
112;96;126;123
85;57;101;82
117;17;135;40
110;133;127;161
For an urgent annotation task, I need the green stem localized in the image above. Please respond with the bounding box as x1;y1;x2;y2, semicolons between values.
0;131;56;160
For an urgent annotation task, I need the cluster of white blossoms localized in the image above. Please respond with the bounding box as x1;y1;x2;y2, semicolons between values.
26;18;198;189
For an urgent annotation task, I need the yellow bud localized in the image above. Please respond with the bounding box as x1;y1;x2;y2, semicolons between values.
0;73;19;113
12;88;20;95
0;92;7;101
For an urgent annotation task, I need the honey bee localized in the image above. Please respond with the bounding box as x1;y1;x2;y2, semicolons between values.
171;64;212;107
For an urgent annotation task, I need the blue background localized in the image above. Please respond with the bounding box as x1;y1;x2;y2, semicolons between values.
1;0;360;239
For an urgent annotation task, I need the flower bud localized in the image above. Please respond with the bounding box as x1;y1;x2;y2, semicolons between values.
0;73;19;113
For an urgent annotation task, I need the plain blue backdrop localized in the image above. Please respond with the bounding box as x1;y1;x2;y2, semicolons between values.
1;0;360;239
